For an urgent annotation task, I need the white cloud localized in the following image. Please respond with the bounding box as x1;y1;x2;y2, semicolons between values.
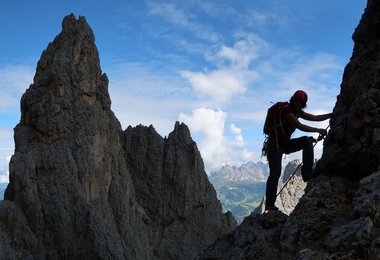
229;123;244;147
181;34;263;106
209;33;267;69
245;6;296;32
105;61;195;135
240;149;255;162
179;108;255;172
179;108;228;171
0;155;11;183
0;128;14;183
180;69;247;105
0;65;33;112
229;123;241;135
0;65;32;183
0;65;33;91
147;2;220;43
0;128;14;148
148;3;189;27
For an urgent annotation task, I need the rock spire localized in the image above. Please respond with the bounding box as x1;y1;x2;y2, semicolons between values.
0;14;235;259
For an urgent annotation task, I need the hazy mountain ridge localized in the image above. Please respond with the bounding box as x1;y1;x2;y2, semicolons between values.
210;161;269;182
209;161;268;223
210;160;306;223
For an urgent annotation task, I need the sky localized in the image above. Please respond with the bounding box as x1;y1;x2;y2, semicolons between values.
0;0;367;182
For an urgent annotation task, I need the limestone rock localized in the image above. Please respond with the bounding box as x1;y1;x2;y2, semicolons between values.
124;122;236;259
0;14;235;260
200;211;287;259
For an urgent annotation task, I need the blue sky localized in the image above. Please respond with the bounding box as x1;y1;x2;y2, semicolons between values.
0;0;367;182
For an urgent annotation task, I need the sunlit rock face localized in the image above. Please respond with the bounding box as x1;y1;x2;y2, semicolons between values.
0;14;235;260
201;1;380;259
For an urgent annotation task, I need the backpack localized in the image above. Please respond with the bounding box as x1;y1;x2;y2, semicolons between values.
263;102;288;135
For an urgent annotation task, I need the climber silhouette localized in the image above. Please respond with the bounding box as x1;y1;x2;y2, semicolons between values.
264;90;333;211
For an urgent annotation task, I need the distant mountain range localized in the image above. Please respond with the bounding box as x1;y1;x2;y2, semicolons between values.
209;160;307;223
210;161;269;182
209;161;269;223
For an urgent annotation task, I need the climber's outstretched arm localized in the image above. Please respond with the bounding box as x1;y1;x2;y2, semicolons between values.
300;111;333;122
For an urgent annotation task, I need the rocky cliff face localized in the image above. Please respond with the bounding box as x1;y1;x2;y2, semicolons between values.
202;0;380;259
124;123;236;258
0;14;235;259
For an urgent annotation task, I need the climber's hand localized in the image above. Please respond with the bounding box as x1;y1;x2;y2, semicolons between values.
318;128;327;136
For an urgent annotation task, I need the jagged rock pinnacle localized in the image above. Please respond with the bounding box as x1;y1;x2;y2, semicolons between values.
0;14;235;259
18;14;113;146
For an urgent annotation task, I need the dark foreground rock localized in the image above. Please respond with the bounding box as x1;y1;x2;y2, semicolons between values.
0;14;235;260
204;174;379;259
201;211;288;259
